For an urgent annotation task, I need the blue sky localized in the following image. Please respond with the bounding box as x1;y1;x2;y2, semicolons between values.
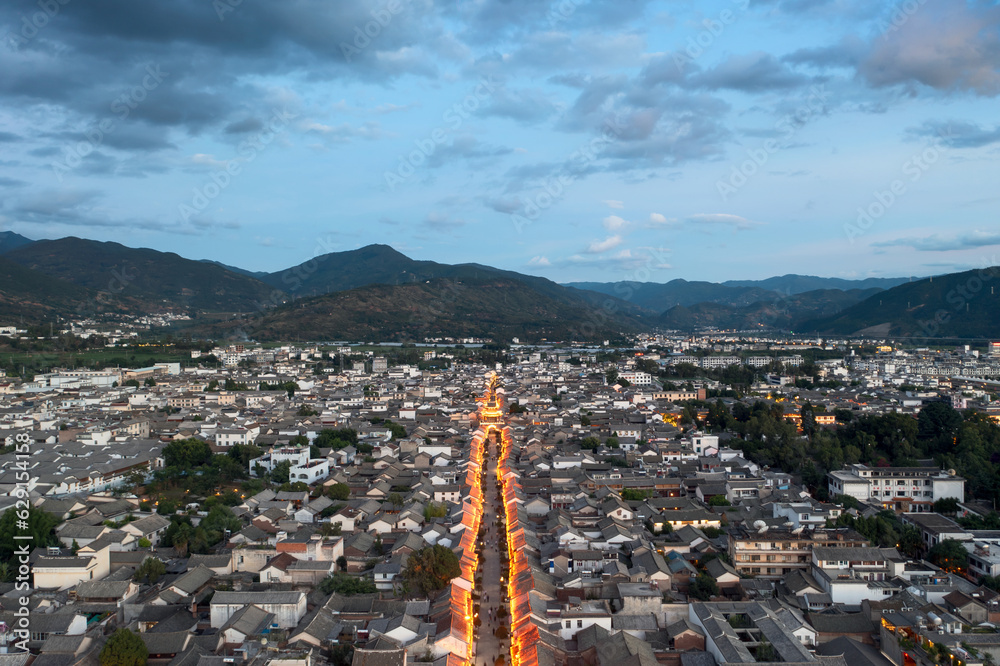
1;0;998;283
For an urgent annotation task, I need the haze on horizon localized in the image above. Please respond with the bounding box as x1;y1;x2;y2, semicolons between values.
0;0;997;284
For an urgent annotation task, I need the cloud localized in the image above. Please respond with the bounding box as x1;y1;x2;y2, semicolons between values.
6;188;228;235
424;211;467;230
686;213;759;230
481;86;562;123
602;215;628;231
527;255;551;266
872;230;1000;252
603;200;624;209
857;0;1000;95
303;120;383;143
585;234;623;253
688;52;814;92
648;213;671;225
907;120;1000;148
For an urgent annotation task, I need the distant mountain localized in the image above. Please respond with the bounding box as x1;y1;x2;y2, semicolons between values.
4;238;281;313
262;243;645;315
199;259;268;279
658;288;882;331
0;255;99;322
211;277;645;342
564;279;781;311
722;274;914;295
0;231;34;255
798;268;1000;338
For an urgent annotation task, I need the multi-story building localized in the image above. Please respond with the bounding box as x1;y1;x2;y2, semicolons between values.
700;356;742;369
827;464;965;512
811;546;905;604
619;371;653;386
728;527;868;578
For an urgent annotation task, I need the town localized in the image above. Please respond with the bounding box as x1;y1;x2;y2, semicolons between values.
2;333;1000;666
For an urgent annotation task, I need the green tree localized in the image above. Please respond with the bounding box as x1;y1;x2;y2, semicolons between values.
133;557;166;585
580;436;600;450
933;497;961;515
318;572;377;595
269;460;292;484
0;506;60;559
163;438;212;468
99;628;148;666
689;573;719;601
327;483;351;501
388;492;405;508
424;502;448;520
928;538;968;574
708;495;731;507
401;545;461;597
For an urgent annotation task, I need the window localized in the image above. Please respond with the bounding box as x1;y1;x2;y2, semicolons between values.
577;620;583;628
566;621;571;628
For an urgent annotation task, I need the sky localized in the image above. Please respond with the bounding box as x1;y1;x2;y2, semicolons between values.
0;0;998;284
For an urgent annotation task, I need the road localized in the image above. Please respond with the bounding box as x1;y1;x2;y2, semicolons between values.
474;434;507;666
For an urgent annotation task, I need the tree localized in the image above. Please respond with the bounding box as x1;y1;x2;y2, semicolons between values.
928;539;968;574
708;495;731;507
319;572;376;595
689;573;719;601
388;492;405;508
163;438;212;468
0;506;60;559
918;402;962;450
100;628;148;666
899;525;923;558
269;460;292;484
933;497;961;515
424;502;448;520
580;436;600;450
401;545;461;597
327;483;351;501
134;557;166;585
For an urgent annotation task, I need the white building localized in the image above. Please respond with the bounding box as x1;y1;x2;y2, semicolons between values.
811;546;905;605
827;464;965;511
210;591;306;629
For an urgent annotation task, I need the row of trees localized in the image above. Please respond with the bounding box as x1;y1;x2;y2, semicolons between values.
697;398;1000;503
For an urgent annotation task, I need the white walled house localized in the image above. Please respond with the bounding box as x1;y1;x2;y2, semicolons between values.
210;591;306;629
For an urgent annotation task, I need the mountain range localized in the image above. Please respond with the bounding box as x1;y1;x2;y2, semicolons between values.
0;233;993;340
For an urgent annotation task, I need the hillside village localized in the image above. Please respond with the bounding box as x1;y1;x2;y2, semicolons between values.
1;337;1000;666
